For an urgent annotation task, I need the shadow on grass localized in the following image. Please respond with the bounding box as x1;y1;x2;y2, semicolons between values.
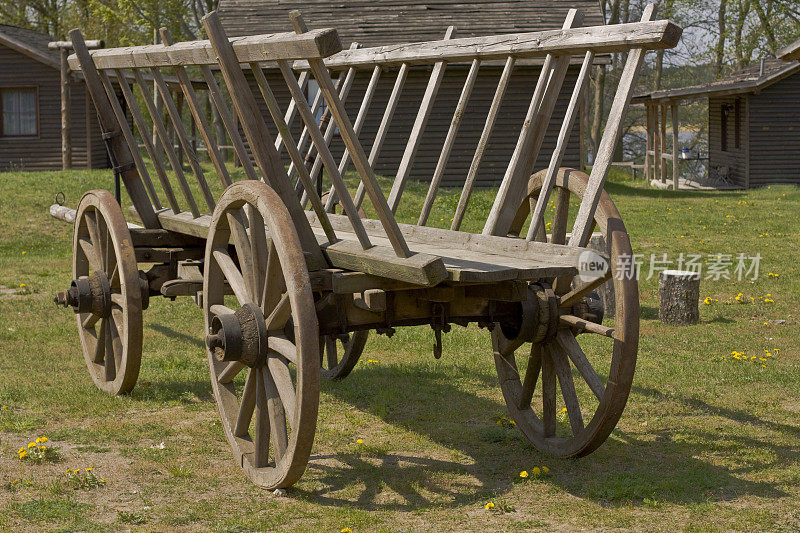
149;324;205;350
604;181;747;200
301;364;788;510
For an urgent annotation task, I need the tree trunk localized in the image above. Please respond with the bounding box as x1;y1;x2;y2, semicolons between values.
659;270;701;325
734;0;751;68
752;0;778;55
715;0;728;77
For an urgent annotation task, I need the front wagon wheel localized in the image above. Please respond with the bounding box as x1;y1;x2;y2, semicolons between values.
203;181;319;490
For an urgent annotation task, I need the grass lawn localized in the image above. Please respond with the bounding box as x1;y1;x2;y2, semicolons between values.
0;166;798;531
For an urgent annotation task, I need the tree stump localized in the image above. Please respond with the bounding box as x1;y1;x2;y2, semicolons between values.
659;270;700;325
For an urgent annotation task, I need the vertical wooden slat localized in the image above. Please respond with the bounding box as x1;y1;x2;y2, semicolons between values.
203;11;327;270
151;68;216;210
85;89;92;169
277;60;371;250
353;62;409;209
644;103;652;181
451;55;514;231
249;62;337;243
69;29;159;228
418;58;480;226
526;51;594;241
274;70;309;152
132;69;200;218
568;4;656;248
325;64;382;211
114;68;180;213
483;9;583;237
386;26;456;212
200;65;259;182
60;48;71;170
97;70;162;210
160;28;232;188
671;102;679;190
660;102;667;183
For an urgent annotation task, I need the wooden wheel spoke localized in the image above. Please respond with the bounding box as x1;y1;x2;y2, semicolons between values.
212;248;252;306
82;312;100;330
92;318;107;364
253;368;271;468
247;205;269;304
103;318;117;381
260;240;283;316
98;215;113;272
325;336;338;369
541;349;557;437
268;336;298;365
210;304;235;316
518;343;542;409
549;344;584;435
550;187;570;245
110;293;125;308
263;369;288;462
559;270;612;308
78;237;102;271
266;356;297;426
228;210;258;301
218;361;245;384
265;293;290;331
234;368;257;437
109;263;120;288
556;330;605;401
559;314;617;339
85;210;104;264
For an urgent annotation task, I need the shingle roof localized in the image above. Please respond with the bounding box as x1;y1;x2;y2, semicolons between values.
778;38;800;61
218;0;604;46
632;57;800;103
0;24;59;67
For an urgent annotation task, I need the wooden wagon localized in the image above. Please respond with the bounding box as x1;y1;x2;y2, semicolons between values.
54;6;680;489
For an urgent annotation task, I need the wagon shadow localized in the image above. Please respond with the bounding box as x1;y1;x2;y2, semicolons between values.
604;182;747;200
306;364;788;510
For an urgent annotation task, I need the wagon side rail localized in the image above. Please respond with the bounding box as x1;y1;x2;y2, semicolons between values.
289;4;678;247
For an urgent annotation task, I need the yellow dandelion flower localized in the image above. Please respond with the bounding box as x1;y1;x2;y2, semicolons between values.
485;502;495;510
85;467;92;472
519;470;529;478
21;251;26;255
18;447;25;454
356;439;363;444
20;283;26;288
532;467;541;476
35;436;48;443
101;478;107;482
341;528;353;533
19;450;28;458
542;466;550;473
27;442;36;448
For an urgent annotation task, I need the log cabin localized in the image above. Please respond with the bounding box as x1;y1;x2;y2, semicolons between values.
218;0;608;188
633;56;800;189
0;24;108;171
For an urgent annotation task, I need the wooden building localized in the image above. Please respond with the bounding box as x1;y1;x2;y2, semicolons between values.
633;56;800;189
218;0;606;187
0;24;107;171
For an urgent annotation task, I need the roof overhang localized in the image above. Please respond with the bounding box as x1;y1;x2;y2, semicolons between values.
0;29;58;69
778;39;800;61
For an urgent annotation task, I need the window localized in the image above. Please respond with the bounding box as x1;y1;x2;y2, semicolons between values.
1;87;38;136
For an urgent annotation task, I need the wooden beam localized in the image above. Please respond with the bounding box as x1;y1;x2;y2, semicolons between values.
293;19;682;69
671;103;678;190
60;49;71;170
68;29;342;70
419;57;480;226
387;26;455;212
451;55;514;231
568;4;656;248
660;102;667;183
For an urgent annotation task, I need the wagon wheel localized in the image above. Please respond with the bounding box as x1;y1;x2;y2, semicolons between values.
71;190;143;395
203;181;319;489
319;330;369;380
495;167;639;457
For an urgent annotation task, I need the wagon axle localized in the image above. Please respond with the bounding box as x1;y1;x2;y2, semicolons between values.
205;303;270;368
54;271;112;317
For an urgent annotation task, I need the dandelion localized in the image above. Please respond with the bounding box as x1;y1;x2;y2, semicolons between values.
356;438;363;445
485;502;495;510
542;466;549;473
35;436;48;444
27;442;36;448
341;528;353;533
532;467;541;476
21;251;26;255
2;405;7;411
18;450;28;459
519;470;529;478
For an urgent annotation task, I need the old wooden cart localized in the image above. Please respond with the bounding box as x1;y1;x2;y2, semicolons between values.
54;6;680;488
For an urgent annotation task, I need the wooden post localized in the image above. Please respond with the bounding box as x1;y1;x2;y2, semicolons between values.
644;104;652;181
671;102;679;190
659;270;700;325
653;103;661;184
85;89;92;168
659;102;667;183
49;39;102;170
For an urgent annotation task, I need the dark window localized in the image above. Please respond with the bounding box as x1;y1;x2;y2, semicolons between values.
721;103;732;152
734;98;741;149
1;87;38;136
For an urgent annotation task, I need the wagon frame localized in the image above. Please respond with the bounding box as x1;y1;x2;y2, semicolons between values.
53;5;681;489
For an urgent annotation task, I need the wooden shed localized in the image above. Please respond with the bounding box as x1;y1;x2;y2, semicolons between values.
0;24;108;171
633;56;800;189
218;0;607;187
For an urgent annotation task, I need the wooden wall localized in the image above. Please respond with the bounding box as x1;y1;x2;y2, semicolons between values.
249;63;581;188
0;44;107;171
748;72;800;186
708;95;748;188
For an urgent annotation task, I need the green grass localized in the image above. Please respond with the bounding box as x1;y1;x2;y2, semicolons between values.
0;165;799;531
